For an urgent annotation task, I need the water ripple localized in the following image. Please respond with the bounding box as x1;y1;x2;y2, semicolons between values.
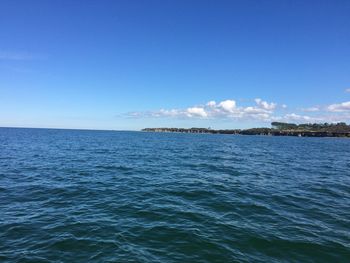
1;128;350;262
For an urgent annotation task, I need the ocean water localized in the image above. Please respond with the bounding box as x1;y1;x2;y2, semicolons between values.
0;128;349;263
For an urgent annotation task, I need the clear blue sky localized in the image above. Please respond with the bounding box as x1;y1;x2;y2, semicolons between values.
1;0;350;130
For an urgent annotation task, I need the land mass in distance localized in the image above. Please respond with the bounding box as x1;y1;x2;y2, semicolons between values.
142;122;350;137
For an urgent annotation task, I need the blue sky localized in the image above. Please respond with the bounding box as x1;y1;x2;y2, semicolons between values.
0;0;350;130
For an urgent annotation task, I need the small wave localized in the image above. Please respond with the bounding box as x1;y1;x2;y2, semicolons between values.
94;165;133;171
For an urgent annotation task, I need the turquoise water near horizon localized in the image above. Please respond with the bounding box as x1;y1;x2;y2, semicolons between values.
0;127;349;262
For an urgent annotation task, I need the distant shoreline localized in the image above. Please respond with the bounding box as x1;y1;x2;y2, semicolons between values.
142;123;350;138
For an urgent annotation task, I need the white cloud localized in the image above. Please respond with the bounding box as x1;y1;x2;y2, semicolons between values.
327;101;350;112
243;106;267;114
271;113;323;123
125;98;350;124
186;107;207;118
218;100;236;112
345;89;350;93
255;98;276;110
127;109;349;124
301;107;320;112
158;109;182;117
127;98;278;121
318;113;350;123
284;113;313;121
206;101;216;107
281;104;287;109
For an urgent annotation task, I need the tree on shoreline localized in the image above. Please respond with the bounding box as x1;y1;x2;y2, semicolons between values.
271;122;350;133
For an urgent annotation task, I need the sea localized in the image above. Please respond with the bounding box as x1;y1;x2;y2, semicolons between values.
0;127;349;262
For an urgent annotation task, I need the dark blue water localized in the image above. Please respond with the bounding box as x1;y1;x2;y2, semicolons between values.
0;128;349;262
